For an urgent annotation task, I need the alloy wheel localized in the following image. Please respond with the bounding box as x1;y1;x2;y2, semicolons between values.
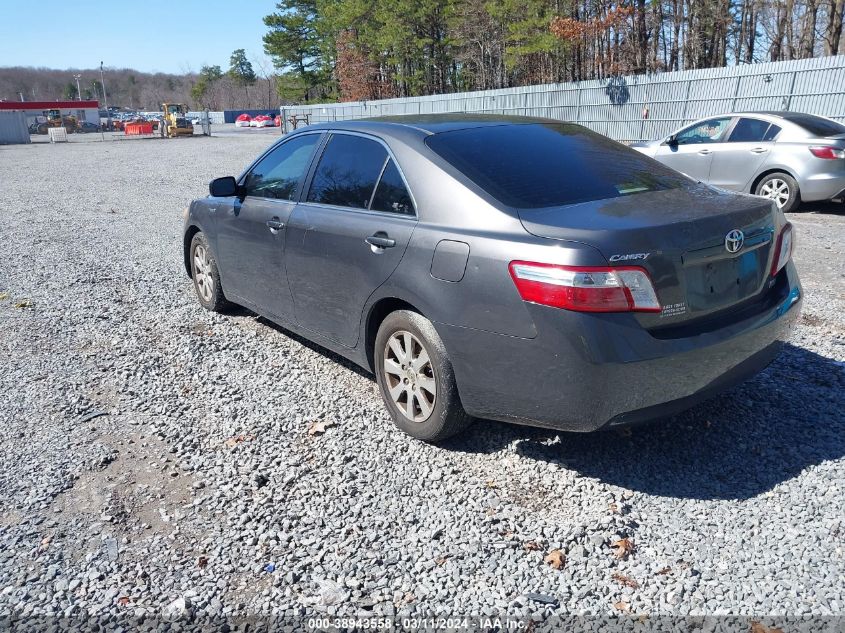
383;330;437;423
193;244;214;302
759;178;790;209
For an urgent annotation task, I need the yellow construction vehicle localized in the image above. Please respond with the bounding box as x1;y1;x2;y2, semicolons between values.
36;109;77;134
160;103;193;138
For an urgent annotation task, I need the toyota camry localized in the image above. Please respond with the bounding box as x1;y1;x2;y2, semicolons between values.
182;115;801;441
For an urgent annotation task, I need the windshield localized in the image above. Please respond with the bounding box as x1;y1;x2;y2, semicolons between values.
425;123;691;209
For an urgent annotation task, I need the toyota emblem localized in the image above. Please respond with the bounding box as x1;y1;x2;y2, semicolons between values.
725;229;744;253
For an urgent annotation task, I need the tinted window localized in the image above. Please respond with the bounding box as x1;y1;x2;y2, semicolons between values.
728;118;773;142
781;113;845;137
370;159;414;215
426;123;690;209
308;134;387;208
675;118;732;145
244;134;320;200
763;124;781;141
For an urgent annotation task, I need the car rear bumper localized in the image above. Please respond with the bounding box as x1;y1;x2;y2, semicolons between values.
437;263;801;432
799;171;845;201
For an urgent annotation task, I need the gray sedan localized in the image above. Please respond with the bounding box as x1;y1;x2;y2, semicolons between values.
183;115;801;441
632;111;845;212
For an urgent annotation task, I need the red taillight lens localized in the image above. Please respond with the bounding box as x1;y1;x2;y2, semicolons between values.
508;261;661;313
808;146;845;159
770;223;794;276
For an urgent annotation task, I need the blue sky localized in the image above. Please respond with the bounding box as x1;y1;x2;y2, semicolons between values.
0;0;282;74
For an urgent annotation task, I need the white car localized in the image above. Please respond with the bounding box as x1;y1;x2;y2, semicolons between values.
250;115;274;128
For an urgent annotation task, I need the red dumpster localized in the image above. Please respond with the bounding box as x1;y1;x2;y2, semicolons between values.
125;123;153;135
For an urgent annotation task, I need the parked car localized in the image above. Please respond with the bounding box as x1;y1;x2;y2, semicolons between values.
632;111;845;212
234;114;252;128
183;115;801;441
250;115;274;128
77;121;101;133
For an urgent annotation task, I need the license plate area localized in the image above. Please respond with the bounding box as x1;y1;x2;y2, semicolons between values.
686;250;765;311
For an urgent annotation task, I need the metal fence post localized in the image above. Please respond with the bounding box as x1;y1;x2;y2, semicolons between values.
575;85;582;125
785;71;798;111
730;74;742;112
680;79;692;126
281;107;287;134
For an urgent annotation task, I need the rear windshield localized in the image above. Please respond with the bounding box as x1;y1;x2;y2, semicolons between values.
781;113;845;137
425;123;691;208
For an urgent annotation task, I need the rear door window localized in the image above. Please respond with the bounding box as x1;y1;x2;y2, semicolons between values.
727;118;775;142
244;134;321;200
370;159;414;215
425;123;690;209
763;124;782;141
307;134;388;209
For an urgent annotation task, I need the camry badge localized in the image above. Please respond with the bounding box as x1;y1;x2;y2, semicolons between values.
725;229;744;253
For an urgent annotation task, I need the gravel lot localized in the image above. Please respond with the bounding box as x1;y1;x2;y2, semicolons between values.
1;132;843;627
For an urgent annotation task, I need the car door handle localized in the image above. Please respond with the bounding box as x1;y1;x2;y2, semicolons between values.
698;149;712;155
365;234;396;249
750;147;769;154
266;218;284;232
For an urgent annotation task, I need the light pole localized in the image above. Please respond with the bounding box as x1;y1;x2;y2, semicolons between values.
73;74;82;101
100;61;110;130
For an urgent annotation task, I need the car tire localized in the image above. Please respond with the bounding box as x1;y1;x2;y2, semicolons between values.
374;310;471;442
755;172;800;213
189;232;229;313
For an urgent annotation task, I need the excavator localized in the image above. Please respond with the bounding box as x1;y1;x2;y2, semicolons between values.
35;109;77;134
160;103;194;138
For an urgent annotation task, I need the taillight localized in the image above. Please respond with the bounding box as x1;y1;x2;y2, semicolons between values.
508;261;661;313
808;146;845;159
770;223;794;276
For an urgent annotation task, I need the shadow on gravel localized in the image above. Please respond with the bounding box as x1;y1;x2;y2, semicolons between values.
247;312;373;380
793;200;845;214
445;343;845;501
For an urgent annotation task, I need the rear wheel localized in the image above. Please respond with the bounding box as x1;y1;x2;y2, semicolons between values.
189;232;229;312
374;310;471;442
755;172;800;213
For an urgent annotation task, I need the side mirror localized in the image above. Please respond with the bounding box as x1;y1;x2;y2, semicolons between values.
209;176;238;197
666;135;678;146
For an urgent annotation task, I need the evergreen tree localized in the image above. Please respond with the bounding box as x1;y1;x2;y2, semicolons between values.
229;49;257;105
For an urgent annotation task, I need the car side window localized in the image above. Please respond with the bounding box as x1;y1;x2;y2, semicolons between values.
243;134;320;200
675;118;732;145
763;124;782;141
727;118;774;143
307;134;388;209
370;159;414;215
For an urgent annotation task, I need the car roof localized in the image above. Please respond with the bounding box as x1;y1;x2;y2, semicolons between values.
300;114;565;139
700;110;839;123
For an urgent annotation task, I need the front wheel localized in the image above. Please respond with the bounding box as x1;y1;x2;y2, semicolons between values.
756;172;800;213
374;310;471;442
189;232;229;312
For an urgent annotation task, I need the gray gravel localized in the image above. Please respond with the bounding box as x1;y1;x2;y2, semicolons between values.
0;132;844;625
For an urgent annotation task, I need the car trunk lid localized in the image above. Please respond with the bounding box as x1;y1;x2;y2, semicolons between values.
518;184;778;328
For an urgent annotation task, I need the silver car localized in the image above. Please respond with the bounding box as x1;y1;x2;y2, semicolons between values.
632;111;845;212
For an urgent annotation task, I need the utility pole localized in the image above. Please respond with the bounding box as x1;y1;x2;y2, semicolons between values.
73;74;82;101
100;61;110;129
